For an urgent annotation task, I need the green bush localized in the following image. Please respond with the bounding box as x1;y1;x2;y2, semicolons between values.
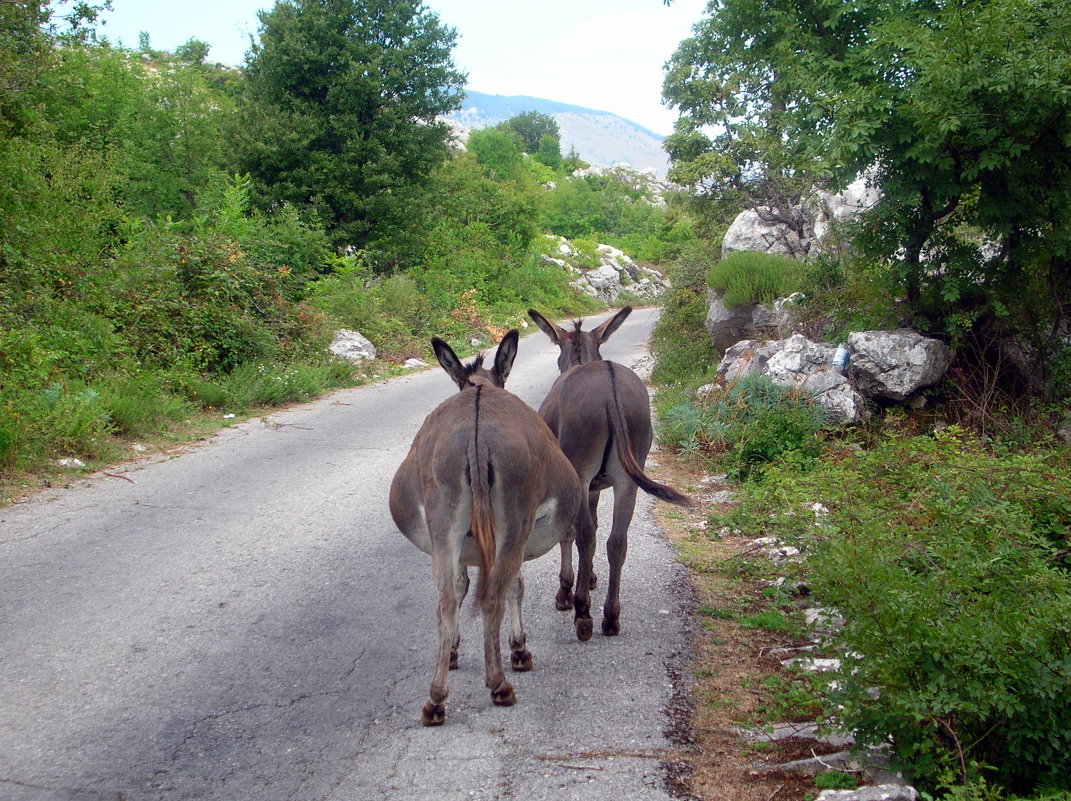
660;373;827;480
182;359;354;412
815;771;858;791
651;244;720;387
707;250;806;308
98;373;195;437
728;429;1071;794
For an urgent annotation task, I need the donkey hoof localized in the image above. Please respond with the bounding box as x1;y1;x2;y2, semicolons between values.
421;701;446;726
449;652;459;670
555;588;573;611
511;648;533;672
491;684;516;707
575;618;594;642
601;617;620;637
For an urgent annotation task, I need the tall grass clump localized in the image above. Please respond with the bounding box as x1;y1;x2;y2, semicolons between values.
725;429;1071;796
659;373;827;480
651;244;720;387
707;250;807;308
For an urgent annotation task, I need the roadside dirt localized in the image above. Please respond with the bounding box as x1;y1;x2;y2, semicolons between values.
649;450;841;801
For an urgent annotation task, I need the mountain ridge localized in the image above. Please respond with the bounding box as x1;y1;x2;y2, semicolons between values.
446;90;671;180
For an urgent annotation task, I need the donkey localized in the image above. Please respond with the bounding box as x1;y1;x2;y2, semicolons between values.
528;307;691;641
389;330;582;726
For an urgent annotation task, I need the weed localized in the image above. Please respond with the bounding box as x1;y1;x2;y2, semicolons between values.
706;251;806;308
815;771;857;790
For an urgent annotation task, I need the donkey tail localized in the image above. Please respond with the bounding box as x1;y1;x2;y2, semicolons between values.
468;387;498;609
605;364;692;508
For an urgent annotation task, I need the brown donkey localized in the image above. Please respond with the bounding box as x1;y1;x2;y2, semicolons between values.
389;330;582;725
528;307;691;641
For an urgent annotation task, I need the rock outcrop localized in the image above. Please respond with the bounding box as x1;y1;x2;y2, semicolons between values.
543;236;670;304
712;329;952;425
721;174;881;259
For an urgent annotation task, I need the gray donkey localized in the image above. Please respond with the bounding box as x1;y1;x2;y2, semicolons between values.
389;330;581;725
528;307;691;641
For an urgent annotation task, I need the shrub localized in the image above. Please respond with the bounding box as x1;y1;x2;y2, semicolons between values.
651;244;720;387
707;250;806;308
99;372;195;437
728;429;1071;794
815;771;858;791
660;373;827;480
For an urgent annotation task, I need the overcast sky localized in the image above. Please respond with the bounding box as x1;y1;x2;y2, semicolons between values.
97;0;709;136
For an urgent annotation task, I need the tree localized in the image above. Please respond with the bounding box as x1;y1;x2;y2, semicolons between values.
663;0;1071;331
534;133;561;170
0;1;111;133
235;0;465;258
41;45;232;220
499;110;559;155
466;126;524;182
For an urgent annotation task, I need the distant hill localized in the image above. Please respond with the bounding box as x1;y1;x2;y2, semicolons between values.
445;90;671;180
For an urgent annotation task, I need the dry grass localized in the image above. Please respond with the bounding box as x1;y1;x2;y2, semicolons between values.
649;452;840;801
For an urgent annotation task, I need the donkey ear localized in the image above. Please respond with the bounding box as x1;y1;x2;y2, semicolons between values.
528;309;563;345
432;338;469;390
594;305;632;343
492;329;519;386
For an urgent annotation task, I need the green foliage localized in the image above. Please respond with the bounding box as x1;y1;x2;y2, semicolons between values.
664;0;1071;351
737;609;793;633
467;126;526;182
97;373;196;437
707;251;806;309
185;359;353;411
542;168;683;260
792;253;902;344
815;771;858;791
309;270;431;361
651;244;720;387
730;430;1071;794
0;134;124;309
498;110;559;154
659;373;827;480
0;3;689;488
41;45;233;221
236;0;464;253
534;133;561;169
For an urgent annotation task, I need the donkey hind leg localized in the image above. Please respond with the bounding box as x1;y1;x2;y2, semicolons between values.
586;490;600;590
482;586;516;706
449;567;470;670
556;489;600;611
483;545;527;706
423;549;463;726
601;483;639;637
508;573;533;671
572;490;599;642
555;535;575;611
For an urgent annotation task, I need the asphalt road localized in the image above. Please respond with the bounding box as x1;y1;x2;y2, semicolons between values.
0;307;696;801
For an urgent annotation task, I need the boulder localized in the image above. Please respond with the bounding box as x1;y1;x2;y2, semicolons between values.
812;174;882;242
722;207;808;258
765;335;868;425
705;292;803;354
817;786;918;801
722;173;881;259
845;330;952;402
714;327;953;425
716;339;783;383
716;334;868;425
329;329;377;362
705;294;757;354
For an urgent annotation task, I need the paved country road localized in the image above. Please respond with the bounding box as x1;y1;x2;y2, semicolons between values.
0;307;696;801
